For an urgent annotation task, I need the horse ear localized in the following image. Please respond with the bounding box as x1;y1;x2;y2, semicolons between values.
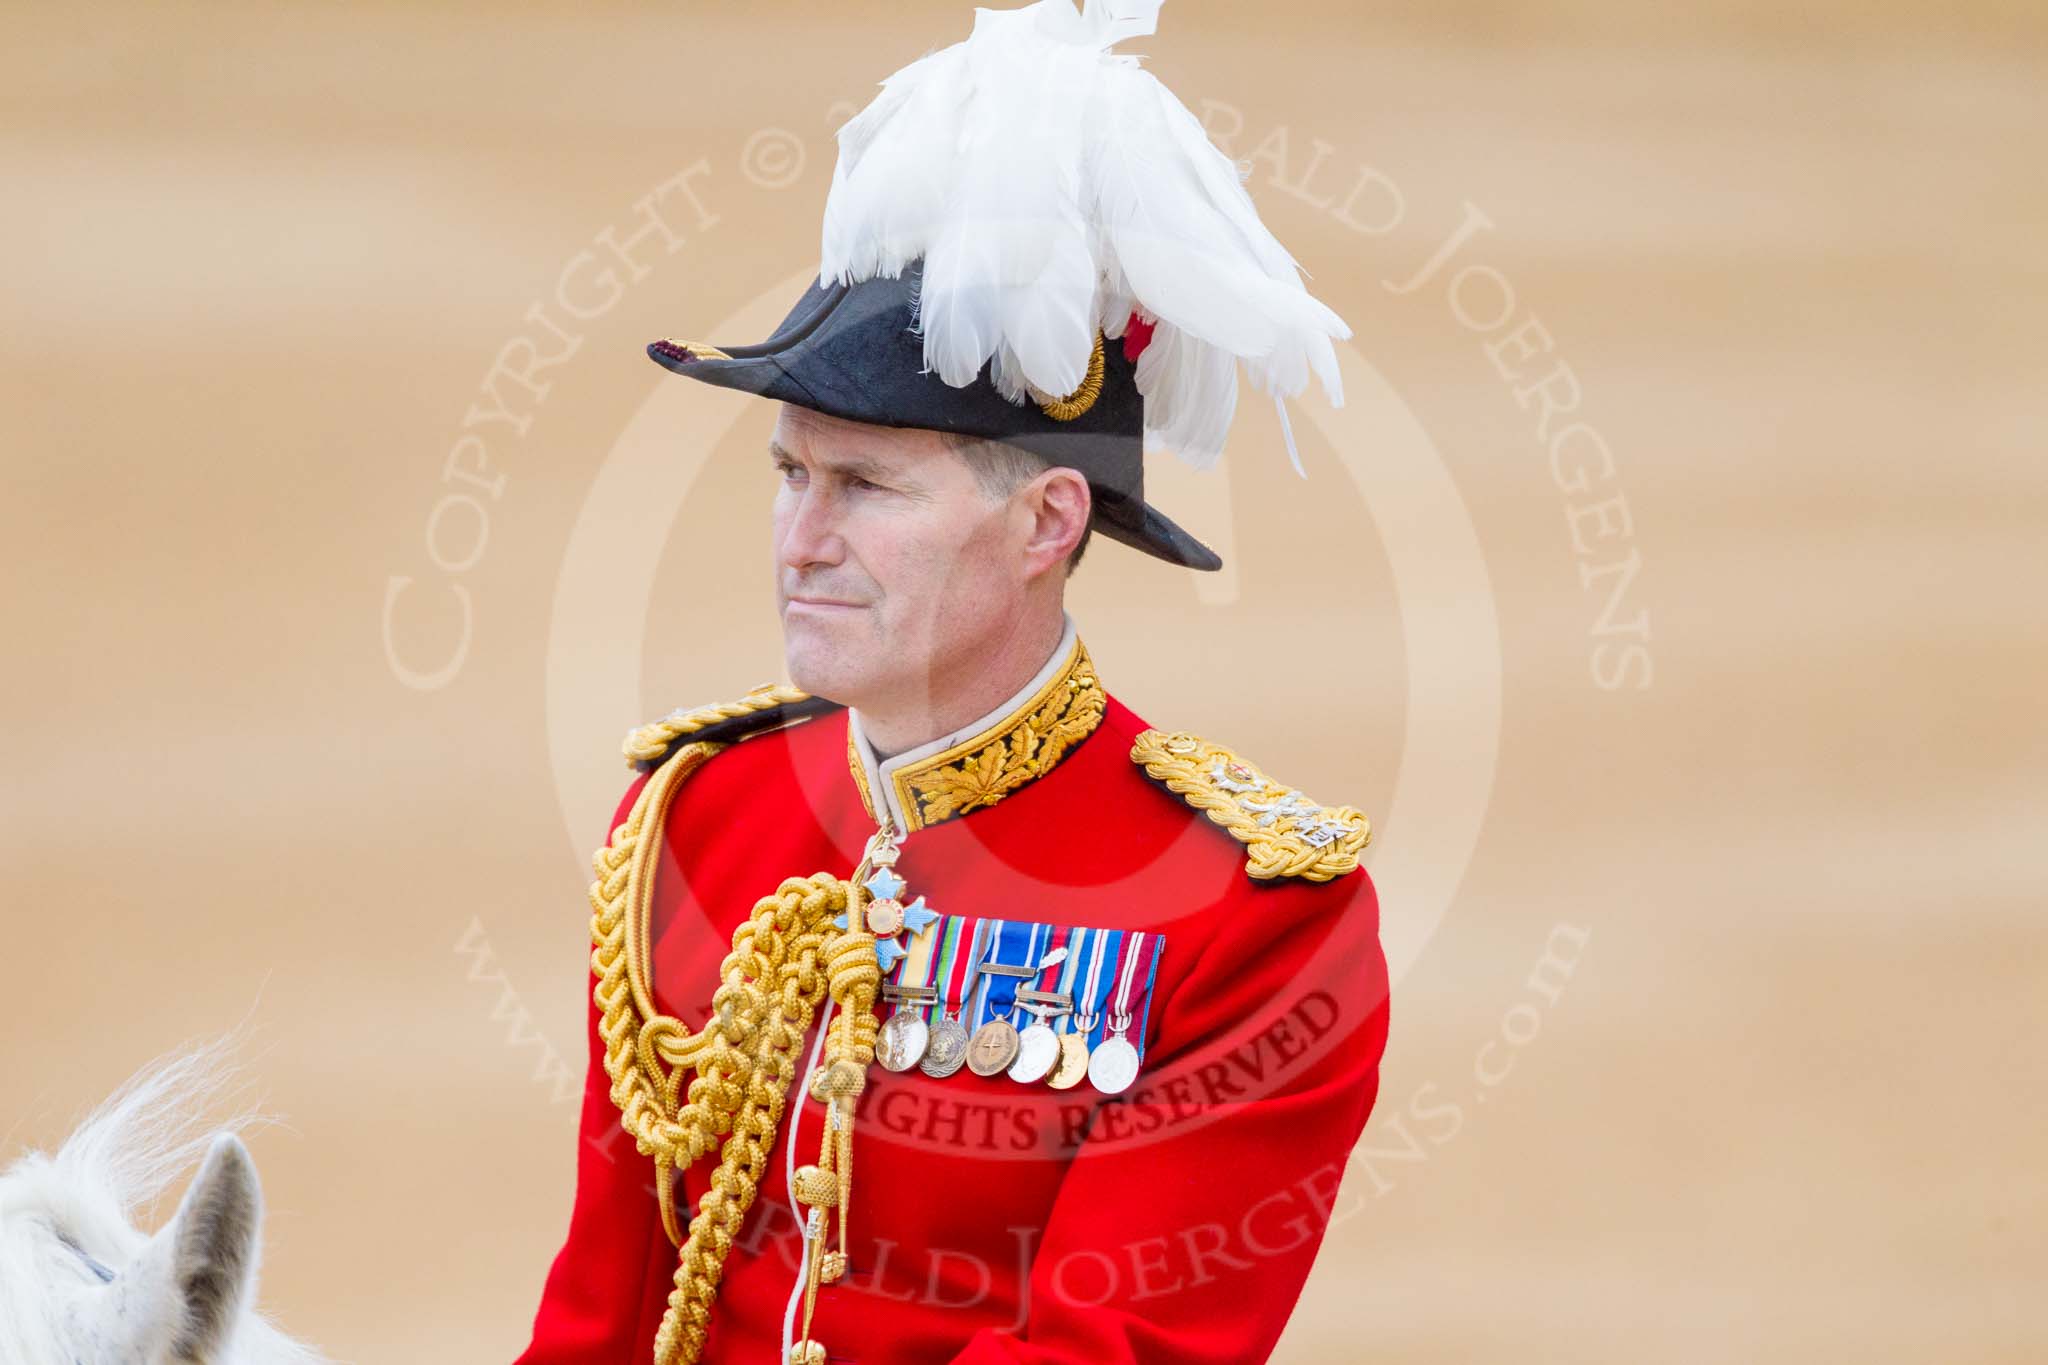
165;1133;264;1359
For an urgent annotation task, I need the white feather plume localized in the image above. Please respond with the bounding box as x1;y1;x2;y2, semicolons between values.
818;0;1350;473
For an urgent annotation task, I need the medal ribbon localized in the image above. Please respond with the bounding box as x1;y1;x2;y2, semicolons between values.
1126;934;1166;1056
1031;924;1073;992
1050;926;1088;1035
1108;931;1148;1031
1075;926;1121;1044
974;919;1036;1028
893;914;944;1021
1023;923;1072;1026
928;915;971;1022
949;917;997;1021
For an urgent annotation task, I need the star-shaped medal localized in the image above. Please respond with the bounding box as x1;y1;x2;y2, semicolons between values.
836;866;941;973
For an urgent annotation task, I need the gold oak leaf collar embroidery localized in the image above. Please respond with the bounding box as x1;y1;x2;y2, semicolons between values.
847;634;1107;833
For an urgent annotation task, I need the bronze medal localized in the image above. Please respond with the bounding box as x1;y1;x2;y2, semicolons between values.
966;1018;1020;1076
969;925;1062;1079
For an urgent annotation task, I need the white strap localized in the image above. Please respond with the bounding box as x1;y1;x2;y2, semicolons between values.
780;993;835;1361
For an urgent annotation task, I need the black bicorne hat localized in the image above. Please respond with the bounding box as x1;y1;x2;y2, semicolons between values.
646;0;1353;576
646;259;1223;572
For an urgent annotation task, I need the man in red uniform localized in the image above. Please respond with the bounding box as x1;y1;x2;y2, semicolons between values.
518;3;1387;1361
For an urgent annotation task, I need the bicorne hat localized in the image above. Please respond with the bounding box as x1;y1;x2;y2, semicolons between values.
647;0;1352;573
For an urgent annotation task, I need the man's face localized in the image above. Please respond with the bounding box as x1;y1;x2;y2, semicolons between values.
769;405;1028;714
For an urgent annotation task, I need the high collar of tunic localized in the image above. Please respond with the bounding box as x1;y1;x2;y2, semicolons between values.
842;610;1106;836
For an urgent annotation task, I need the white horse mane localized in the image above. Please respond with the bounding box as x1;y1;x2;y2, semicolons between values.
0;1038;326;1365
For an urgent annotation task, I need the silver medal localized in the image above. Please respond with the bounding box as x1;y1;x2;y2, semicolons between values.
921;922;994;1079
1007;1022;1061;1083
1087;932;1152;1095
876;1012;929;1072
921;1014;971;1078
1086;1034;1140;1094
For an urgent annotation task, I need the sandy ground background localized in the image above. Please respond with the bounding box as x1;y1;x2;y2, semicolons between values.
3;1;2042;1361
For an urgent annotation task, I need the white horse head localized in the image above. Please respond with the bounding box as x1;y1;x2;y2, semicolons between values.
0;1042;324;1365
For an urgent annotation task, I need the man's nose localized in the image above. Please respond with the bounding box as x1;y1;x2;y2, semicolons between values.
777;485;846;570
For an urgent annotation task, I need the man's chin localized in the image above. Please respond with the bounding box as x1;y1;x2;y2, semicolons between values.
782;635;871;706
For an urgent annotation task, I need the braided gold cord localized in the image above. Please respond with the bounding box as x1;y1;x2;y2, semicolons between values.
1035;332;1107;422
1129;729;1372;882
621;682;812;767
589;706;881;1365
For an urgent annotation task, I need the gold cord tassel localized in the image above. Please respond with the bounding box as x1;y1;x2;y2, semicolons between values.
589;716;884;1365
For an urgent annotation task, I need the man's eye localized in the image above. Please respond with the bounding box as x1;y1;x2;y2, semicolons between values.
850;477;882;492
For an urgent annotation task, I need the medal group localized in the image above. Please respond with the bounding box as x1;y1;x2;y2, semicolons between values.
849;847;1164;1095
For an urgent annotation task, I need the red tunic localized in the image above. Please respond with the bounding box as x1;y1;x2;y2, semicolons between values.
515;687;1390;1364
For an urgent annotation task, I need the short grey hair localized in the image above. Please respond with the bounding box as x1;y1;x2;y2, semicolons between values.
939;430;1093;574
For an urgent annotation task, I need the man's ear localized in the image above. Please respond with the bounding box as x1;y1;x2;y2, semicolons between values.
1020;467;1091;578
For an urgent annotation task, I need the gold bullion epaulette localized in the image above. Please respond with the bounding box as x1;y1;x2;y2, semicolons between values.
1129;729;1371;882
621;683;845;773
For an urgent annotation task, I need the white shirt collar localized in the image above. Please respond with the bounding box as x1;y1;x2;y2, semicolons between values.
846;611;1079;835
